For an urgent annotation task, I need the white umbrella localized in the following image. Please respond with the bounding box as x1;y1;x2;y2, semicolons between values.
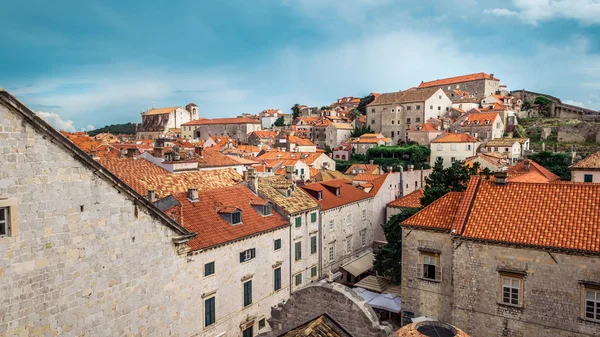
411;316;437;323
368;293;402;313
352;287;379;302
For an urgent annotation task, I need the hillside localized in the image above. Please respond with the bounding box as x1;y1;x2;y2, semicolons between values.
519;117;600;157
88;122;136;136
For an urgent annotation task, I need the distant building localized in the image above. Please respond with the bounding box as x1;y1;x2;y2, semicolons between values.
181;117;261;143
349;133;393;156
464;153;508;172
330;96;361;110
325;123;353;149
367;88;452;142
449;111;504;142
482;138;529;164
136;104;198;140
571;150;600;183
406;123;443;146
386;188;424;221
417;72;500;99
259;109;283;129
430;133;480;167
332;143;351;161
248;130;278;147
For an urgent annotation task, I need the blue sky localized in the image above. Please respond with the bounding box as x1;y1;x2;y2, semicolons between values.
1;0;600;131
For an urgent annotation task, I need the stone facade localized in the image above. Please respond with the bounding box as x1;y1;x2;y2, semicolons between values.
137;105;197;140
182;118;261;143
0;92;290;337
264;281;393;337
422;76;499;99
511;90;600;119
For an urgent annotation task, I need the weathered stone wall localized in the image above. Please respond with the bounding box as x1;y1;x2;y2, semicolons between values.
0;102;290;337
452;240;600;337
400;228;454;323
192;123;261;142
265;282;393;337
423;79;498;99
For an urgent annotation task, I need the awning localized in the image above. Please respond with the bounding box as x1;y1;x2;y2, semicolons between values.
340;252;374;277
368;293;402;313
354;275;393;293
352;287;379;302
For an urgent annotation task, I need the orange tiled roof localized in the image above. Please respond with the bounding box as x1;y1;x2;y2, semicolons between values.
506;160;559;183
182;117;259;126
257;151;324;165
455;178;600;253
572;150;600;169
288;136;316;146
97;158;241;199
418;73;499;89
402;192;463;230
431;133;479;143
409;123;438;132
352;173;388;196
143;106;181;116
345;164;380;175
463;112;499;126
387;189;424;208
301;179;372;210
249;130;277;138
174;185;289;251
464;153;507;169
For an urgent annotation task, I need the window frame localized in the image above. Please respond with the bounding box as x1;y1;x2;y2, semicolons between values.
204;296;216;327
0;206;9;238
311;266;317;278
295;241;302;261
346;236;352;254
0;199;18;238
274;238;281;251
263;205;272;216
584;174;593;183
294;273;302;286
310;236;317;254
582;284;600;322
240;248;256;263
497;272;524;308
204;261;215;277
243;280;253;307
273;267;281;291
311;212;317;223
418;252;441;282
295;216;302;227
231;211;242;225
329;246;335;262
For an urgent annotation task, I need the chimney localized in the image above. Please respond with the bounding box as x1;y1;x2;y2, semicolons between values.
153;146;163;158
490;73;494;80
494;171;508;186
523;159;531;171
387;166;393;173
285;166;294;181
247;168;258;193
408;164;414;171
147;190;156;203
187;188;199;202
195;146;203;157
369;160;374;165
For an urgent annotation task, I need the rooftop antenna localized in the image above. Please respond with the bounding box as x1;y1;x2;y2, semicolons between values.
152;101;155;109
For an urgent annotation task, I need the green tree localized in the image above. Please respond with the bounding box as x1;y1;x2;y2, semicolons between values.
421;158;480;207
88;122;136;136
350;125;373;137
534;96;552;117
320;106;332;110
349;108;362;121
323;145;332;155
273;116;285;127
358;94;376;114
528;151;572;180
373;208;421;284
291;104;301;120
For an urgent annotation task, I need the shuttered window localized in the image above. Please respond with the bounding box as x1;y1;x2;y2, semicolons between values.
240;248;256;263
243;280;252;307
204;297;215;327
295;241;302;261
274;268;281;291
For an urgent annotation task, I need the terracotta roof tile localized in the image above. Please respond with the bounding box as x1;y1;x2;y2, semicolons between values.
258;176;319;215
249;130;277;138
369;87;441;106
174;185;289;251
485;138;529;147
402;192;464;230
387;189;424;208
506;160;559;183
353;174;388;196
301;179;372;210
409;123;438;132
418;72;499;89
345;164;381;175
182;117;260;126
572;150;600;169
142;106;181;116
431;133;479;143
462;112;499;126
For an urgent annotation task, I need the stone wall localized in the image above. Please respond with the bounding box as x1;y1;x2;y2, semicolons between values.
400;228;454;323
265;281;393;337
452;240;600;337
423;79;498;99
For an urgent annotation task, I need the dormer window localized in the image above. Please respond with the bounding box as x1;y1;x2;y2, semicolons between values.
335;188;340;196
317;191;323;200
263;205;272;216
232;211;242;224
286;189;292;197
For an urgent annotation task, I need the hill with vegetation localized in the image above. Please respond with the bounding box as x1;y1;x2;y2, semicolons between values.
88;123;136;136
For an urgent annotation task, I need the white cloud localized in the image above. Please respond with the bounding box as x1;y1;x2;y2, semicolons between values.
483;8;518;17
86;124;95;130
485;0;600;25
36;111;76;132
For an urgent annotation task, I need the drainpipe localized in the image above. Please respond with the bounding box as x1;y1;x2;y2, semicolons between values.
289;214;292;296
399;165;405;197
318;209;322;281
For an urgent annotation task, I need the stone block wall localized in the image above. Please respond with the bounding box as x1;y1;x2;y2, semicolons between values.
452;240;600;337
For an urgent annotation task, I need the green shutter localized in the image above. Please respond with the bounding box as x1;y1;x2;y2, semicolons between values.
295;217;302;227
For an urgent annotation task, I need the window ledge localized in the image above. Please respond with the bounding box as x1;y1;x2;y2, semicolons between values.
578;317;600;326
417;277;441;284
497;302;524;310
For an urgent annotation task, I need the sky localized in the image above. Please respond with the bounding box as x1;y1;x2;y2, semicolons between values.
1;0;600;131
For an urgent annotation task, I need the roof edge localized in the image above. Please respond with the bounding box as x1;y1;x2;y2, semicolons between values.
0;90;195;239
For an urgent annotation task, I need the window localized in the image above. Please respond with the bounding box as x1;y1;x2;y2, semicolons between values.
263;205;272;216
407;106;411;111
243;326;253;337
274;267;281;291
361;231;366;247
295;273;302;286
371;108;375;113
391;109;395;112
204;262;215;277
232;211;242;225
259;318;266;330
311;212;317;223
240;248;256;263
407;118;411;124
329;219;334;231
311;236;317;254
204;297;215;327
438;95;442;99
346;214;351;226
0;207;9;237
371;119;375;124
346;236;352;253
450;144;456;151
451;157;456;163
243;280;253;307
466;144;472;151
505;148;509;152
391;120;394;124
416;117;421;123
584;287;600;322
311;266;317;278
584;174;593;183
499;274;523;307
420;252;441;281
295;217;302;227
301;168;305;175
329;246;335;262
416;105;421;110
438;106;441;111
397;120;401;124
362;209;366;220
436;144;442;151
295;241;302;261
430;105;433;110
274;239;281;251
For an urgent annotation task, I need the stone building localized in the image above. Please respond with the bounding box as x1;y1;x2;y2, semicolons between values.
511;89;600;119
417;73;500;99
259;109;283;129
406;123;443;146
349;133;393;156
248;130;278;147
481;138;529;164
181;117;261;143
570;150;600;183
367;88;452;142
301;180;374;276
430;133;480;168
449;111;504;142
325;123;354;149
136;104;197;140
386;188;423;221
256;174;321;292
400;176;600;337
